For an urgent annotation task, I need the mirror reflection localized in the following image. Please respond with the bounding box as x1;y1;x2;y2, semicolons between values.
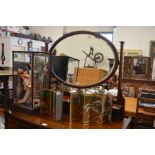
51;33;118;87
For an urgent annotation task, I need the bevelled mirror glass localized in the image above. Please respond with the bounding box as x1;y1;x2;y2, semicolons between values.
50;31;119;88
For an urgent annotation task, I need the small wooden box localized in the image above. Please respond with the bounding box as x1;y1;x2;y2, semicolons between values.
73;68;108;85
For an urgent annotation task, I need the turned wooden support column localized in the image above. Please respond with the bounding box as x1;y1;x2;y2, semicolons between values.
117;41;125;103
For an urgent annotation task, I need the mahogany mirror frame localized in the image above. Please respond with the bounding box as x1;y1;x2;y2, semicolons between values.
49;31;119;89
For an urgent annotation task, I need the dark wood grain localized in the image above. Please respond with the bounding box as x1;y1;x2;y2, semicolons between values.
3;97;140;129
122;78;155;85
5;110;131;129
0;107;4;115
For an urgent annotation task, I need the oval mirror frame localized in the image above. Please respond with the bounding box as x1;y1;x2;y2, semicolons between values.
49;31;119;89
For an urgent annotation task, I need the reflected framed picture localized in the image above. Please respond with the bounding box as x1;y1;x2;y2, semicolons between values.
150;41;155;58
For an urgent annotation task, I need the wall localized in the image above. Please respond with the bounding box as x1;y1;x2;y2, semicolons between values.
30;26;113;42
30;26;155;56
63;26;113;33
30;26;64;42
113;26;155;56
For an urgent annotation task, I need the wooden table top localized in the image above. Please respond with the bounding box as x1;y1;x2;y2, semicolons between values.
2;96;138;129
3;96;155;129
6;110;131;129
2;96;140;129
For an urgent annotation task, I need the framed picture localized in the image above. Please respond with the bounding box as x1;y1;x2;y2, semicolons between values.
150;41;155;57
123;56;152;79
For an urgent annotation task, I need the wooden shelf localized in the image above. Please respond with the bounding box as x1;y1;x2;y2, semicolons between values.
138;107;155;116
122;78;155;85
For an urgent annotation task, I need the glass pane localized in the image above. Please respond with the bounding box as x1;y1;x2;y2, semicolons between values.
33;53;50;108
13;52;32;109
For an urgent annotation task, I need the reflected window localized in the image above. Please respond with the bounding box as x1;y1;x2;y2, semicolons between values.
100;32;113;42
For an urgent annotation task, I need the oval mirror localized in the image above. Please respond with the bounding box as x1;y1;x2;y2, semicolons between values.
50;31;119;88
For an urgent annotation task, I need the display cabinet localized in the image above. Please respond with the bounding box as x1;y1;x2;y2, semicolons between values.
12;51;51;111
52;56;79;82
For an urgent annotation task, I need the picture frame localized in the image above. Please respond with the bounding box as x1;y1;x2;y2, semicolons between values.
123;56;152;79
150;41;155;58
117;49;142;57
